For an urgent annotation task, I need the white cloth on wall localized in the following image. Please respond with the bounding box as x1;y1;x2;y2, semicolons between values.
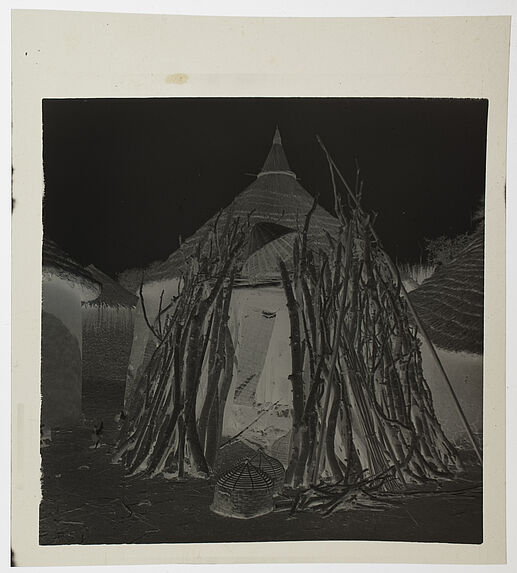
255;307;292;405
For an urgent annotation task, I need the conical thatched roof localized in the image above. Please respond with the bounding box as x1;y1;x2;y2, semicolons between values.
409;226;484;355
244;221;294;259
144;127;340;284
42;238;101;301
84;265;138;308
241;229;298;282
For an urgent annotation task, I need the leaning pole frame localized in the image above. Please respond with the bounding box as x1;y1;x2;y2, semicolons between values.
316;136;483;465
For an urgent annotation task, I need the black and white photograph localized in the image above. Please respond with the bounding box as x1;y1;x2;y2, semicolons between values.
39;97;486;546
10;10;510;568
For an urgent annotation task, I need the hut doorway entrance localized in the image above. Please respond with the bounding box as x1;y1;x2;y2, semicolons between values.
210;285;294;470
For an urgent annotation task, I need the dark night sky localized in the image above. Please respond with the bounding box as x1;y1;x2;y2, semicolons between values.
42;98;487;277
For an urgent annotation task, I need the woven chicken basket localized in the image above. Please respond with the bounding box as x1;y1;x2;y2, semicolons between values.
211;459;274;519
242;450;286;495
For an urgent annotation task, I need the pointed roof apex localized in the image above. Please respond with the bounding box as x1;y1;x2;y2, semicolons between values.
258;127;296;179
273;126;282;144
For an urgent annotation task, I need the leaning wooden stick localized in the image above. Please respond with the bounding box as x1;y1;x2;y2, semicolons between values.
316;135;482;464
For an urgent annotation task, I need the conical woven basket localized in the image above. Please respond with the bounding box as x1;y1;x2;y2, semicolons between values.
211;459;274;519
241;450;286;495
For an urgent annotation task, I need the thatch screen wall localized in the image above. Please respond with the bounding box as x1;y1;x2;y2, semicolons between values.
82;304;136;381
81;265;138;383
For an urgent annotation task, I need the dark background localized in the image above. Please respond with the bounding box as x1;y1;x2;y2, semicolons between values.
42;98;488;277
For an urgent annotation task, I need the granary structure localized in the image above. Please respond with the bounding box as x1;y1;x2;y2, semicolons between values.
125;128;340;453
41;238;101;427
409;226;484;447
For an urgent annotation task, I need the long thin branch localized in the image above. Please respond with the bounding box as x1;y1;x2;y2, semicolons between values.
139;274;161;342
219;400;281;450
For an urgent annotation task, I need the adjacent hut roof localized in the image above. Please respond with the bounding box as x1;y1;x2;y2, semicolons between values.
144;127;341;284
409;227;484;355
42;238;101;301
217;460;273;491
84;265;138;308
241;230;298;282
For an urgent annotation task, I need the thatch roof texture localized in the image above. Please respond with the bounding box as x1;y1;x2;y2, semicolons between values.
144;127;341;284
84;265;138;308
42;238;101;301
241;230;298;282
409;227;484;355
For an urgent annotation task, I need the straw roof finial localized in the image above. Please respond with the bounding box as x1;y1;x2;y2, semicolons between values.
258;126;295;178
273;126;282;145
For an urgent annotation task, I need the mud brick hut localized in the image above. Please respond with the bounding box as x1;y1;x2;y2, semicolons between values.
124;127;340;452
41;239;101;428
82;265;138;383
409;226;484;447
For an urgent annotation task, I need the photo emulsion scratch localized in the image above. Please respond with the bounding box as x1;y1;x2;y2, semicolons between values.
39;97;486;546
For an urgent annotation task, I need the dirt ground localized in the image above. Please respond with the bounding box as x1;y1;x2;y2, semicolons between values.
40;378;482;546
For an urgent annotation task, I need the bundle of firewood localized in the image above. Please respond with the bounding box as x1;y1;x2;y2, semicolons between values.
113;214;248;478
279;155;462;492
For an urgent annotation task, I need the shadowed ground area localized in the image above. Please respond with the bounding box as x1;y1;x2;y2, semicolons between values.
40;378;482;546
